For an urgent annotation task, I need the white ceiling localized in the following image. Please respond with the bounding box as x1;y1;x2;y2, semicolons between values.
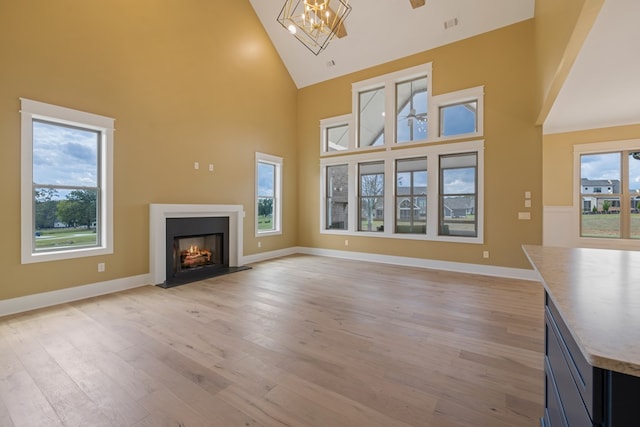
249;0;640;134
249;0;535;88
543;0;640;134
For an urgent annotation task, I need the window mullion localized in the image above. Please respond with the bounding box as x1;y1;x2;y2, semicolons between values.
621;151;630;238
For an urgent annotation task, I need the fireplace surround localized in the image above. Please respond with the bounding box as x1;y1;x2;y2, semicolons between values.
149;204;245;287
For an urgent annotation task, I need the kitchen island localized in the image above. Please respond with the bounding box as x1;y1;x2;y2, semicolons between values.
523;245;640;426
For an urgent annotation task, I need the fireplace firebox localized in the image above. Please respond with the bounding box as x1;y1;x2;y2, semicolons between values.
163;216;234;287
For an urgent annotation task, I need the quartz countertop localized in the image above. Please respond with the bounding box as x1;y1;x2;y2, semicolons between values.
523;245;640;377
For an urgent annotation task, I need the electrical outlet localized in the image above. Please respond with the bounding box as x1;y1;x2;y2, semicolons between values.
258;241;262;248
525;199;531;208
98;262;105;272
483;251;489;259
194;161;199;170
345;239;349;246
208;164;214;172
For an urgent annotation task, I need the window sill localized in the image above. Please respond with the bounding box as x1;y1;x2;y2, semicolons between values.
320;229;483;244
22;245;112;264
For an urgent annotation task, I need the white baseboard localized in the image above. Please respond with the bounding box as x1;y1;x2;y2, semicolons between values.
245;246;539;281
0;274;150;318
241;247;299;265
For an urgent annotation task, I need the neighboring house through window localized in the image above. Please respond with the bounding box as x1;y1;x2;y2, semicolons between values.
577;145;640;240
20;98;114;263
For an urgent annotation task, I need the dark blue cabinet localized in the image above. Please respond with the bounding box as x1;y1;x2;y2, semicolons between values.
542;292;640;426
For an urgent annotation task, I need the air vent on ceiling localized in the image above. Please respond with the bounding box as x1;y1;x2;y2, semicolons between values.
444;18;459;30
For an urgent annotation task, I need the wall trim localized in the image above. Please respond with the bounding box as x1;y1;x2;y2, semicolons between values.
245;246;539;281
0;274;150;318
2;247;540;318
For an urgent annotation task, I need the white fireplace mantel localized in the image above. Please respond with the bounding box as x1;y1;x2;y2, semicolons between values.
149;204;244;285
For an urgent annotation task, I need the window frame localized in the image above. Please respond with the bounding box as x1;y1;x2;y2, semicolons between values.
320;139;484;243
255;152;283;237
574;140;640;246
20;98;114;264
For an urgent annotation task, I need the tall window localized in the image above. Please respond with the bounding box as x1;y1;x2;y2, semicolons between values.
580;150;640;239
396;77;428;143
20;99;114;264
439;153;477;237
358;162;385;232
256;153;282;235
395;158;427;233
326;164;349;230
357;87;385;148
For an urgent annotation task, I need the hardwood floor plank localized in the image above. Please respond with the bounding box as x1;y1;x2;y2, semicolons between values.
0;254;544;426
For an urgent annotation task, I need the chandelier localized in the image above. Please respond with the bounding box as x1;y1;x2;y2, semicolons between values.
277;0;352;55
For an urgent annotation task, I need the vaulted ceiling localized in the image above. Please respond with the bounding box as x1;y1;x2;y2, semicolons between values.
249;0;640;134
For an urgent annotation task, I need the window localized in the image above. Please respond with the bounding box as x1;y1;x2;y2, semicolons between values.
439;153;477;237
395;157;427;233
358;162;385;232
256;153;282;235
320;63;484;243
579;150;640;239
325;164;349;230
440;101;477;137
357;87;385;148
396;77;428;143
320;139;483;242
320;114;351;154
20;98;114;264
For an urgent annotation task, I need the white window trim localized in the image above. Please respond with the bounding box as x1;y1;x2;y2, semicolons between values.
320;113;353;156
573;139;640;250
20;98;114;264
255;152;283;237
320;139;484;244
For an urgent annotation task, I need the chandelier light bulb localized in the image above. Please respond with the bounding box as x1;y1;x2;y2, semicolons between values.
288;24;297;34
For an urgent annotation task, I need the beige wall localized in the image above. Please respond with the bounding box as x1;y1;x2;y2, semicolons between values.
0;1;298;300
296;21;542;270
543;125;640;206
534;0;603;124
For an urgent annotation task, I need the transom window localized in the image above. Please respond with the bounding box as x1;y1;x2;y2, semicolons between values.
396;77;428;143
20;98;114;263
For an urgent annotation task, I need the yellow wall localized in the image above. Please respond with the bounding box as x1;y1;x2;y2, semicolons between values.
543;125;640;206
534;0;603;124
0;1;298;300
297;21;542;269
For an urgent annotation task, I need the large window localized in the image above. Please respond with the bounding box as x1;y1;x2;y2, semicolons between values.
320;140;483;243
325;164;349;230
320;63;484;243
439;153;478;237
20;98;114;264
579;150;640;239
256;152;282;236
357;87;385;148
358;162;385;232
396;77;428;143
395;158;427;234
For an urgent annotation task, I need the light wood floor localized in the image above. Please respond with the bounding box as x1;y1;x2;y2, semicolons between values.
0;255;544;426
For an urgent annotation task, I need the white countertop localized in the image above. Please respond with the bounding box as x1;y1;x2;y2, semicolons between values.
523;245;640;377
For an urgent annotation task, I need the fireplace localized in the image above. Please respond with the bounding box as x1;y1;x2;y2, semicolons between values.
149;204;246;287
164;216;230;287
